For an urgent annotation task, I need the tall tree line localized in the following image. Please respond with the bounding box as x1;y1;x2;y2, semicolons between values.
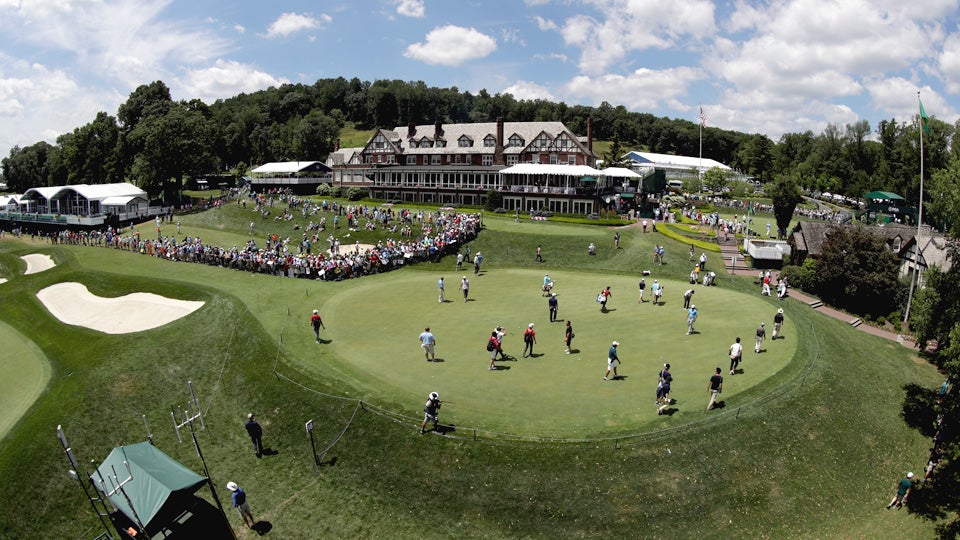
2;77;957;214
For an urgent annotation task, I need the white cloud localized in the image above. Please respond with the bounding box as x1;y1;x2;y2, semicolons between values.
0;59;116;154
404;25;497;66
502;80;556;101
533;52;568;63
0;0;231;87
394;0;425;18
533;16;558;32
939;32;960;93
264;12;331;38
551;0;717;75
234;24;246;34
175;59;288;103
564;66;703;111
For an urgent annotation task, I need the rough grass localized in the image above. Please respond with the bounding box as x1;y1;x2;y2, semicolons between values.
0;200;942;539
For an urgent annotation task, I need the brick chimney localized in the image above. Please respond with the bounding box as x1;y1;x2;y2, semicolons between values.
434;120;443;141
587;116;593;154
408;122;416;137
494;116;504;165
334;138;340;152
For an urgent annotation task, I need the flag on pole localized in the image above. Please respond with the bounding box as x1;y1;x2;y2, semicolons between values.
699;106;707;128
919;98;931;134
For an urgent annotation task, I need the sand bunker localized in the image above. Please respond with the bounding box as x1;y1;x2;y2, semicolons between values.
330;242;377;255
22;253;55;275
36;282;205;334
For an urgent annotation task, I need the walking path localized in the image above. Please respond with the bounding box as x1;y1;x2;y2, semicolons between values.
716;236;916;349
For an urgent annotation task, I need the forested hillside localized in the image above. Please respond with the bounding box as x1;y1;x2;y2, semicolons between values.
2;77;956;215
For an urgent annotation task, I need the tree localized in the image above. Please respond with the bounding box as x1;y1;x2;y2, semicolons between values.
765;174;803;239
128;100;215;201
1;142;54;192
735;133;774;182
702;167;730;193
809;225;905;316
484;189;503;211
601;131;629;168
926;156;960;235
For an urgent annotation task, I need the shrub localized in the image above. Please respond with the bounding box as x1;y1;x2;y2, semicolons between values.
316;183;331;196
346;187;367;201
484;189;503;211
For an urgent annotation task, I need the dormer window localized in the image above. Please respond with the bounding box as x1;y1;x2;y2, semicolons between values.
483;135;496;147
508;135;524;148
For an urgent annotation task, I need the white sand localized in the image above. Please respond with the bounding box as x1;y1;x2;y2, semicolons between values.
36;282;205;334
22;253;55;275
330;243;378;255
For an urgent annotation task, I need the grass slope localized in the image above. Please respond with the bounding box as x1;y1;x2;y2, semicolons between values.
0;202;941;538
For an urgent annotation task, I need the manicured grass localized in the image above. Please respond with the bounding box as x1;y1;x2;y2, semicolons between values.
0;202;943;539
0;320;50;440
310;267;793;437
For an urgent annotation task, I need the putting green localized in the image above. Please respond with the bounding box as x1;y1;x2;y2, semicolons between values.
319;268;796;438
0;320;51;441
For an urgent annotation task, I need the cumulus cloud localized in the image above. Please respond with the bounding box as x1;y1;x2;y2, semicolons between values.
234;24;246;34
175;59;289;103
939;32;960;93
502;80;556;101
564;66;703;111
404;25;497;66
549;0;716;75
264;12;331;38
0;59;114;154
394;0;425;18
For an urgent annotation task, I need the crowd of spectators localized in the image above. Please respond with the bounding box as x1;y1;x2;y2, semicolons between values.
44;188;483;281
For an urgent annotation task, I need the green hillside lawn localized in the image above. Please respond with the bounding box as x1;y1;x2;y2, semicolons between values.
0;205;941;538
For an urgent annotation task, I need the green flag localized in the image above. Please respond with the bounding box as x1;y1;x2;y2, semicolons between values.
920;98;931;134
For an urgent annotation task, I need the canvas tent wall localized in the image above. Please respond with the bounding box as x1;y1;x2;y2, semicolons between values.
91;441;206;534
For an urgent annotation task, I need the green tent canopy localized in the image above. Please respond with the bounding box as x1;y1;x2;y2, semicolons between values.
863;191;905;201
580;176;597;182
618;193;636;199
91;441;206;532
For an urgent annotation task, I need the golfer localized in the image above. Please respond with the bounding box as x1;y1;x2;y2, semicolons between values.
755;322;766;353
707;367;723;410
310;309;325;344
729;337;743;375
773;308;784;339
419;327;437;362
244;413;264;458
438;276;445;303
603;341;620;380
461;276;470;302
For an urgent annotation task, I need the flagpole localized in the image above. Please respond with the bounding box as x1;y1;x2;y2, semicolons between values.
903;91;925;327
698;105;704;192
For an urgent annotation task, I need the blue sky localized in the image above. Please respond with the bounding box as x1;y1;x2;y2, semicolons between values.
1;0;958;161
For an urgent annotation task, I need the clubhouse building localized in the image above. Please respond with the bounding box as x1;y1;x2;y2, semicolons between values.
327;118;628;214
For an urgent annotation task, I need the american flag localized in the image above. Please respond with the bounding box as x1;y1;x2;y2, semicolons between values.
699;106;707;128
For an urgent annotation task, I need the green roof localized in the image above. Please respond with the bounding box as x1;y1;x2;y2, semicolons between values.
618;192;636;198
863;191;905;201
91;441;206;531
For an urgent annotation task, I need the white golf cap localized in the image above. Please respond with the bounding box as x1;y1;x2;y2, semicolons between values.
691;305;696;309
429;392;439;400
226;481;238;491
907;472;915;478
313;309;318;314
528;323;535;328
612;341;619;346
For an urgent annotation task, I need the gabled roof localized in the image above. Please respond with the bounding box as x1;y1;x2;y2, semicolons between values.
91;442;206;531
326;147;363;166
385;121;593;156
101;195;148;206
251;161;331;174
23;183;146;202
500;163;602;176
790;221;835;257
863;191;905;201
623;151;731;171
601;167;642;178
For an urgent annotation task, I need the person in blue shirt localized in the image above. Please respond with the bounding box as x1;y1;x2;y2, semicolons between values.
226;481;255;529
603;341;620;380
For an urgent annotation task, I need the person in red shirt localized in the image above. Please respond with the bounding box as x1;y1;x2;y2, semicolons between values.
310;309;325;344
522;323;537;357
